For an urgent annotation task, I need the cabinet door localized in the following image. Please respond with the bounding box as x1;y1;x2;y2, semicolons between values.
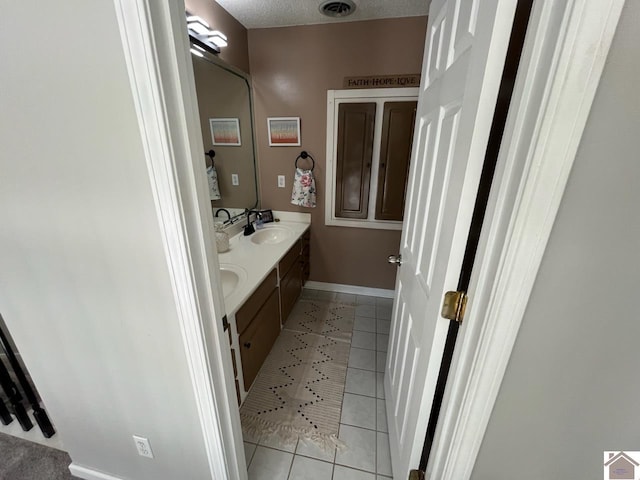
375;101;417;221
335;103;376;219
239;289;281;391
280;262;303;323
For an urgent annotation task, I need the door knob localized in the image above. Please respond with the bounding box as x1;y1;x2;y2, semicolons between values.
388;254;402;266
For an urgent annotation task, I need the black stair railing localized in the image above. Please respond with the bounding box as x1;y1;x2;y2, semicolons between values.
0;316;55;438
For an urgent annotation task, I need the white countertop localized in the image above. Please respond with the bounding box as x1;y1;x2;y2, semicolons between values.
217;211;311;316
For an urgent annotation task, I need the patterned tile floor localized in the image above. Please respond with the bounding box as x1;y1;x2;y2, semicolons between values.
244;289;394;480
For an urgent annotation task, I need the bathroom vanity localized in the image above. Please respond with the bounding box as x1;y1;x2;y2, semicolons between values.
217;211;311;403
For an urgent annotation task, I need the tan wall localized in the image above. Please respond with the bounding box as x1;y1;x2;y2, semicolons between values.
185;0;250;73
248;17;427;289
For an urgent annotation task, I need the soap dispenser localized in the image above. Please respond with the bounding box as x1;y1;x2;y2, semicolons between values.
214;223;230;253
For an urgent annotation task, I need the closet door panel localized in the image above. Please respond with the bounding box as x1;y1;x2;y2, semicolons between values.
375;101;417;221
335;102;376;219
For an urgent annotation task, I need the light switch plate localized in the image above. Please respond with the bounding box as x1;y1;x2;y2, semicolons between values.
277;175;286;188
231;173;239;186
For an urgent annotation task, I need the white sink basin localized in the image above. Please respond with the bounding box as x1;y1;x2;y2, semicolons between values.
250;226;292;245
219;264;247;299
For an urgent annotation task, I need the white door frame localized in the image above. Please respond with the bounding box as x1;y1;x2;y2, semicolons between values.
426;0;624;478
113;0;623;479
112;0;246;479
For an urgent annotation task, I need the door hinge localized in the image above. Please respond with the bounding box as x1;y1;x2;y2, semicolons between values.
409;469;426;480
222;315;229;331
441;291;467;323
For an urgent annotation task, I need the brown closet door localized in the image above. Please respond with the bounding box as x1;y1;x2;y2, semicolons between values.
336;103;376;219
375;101;417;221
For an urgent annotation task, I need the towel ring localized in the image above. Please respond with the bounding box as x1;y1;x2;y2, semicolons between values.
295;151;315;171
205;149;215;166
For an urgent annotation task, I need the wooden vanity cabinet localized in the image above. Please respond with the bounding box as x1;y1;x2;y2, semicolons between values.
301;230;310;285
235;228;311;394
236;269;280;390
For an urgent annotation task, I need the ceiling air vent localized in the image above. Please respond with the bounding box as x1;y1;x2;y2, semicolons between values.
319;0;356;18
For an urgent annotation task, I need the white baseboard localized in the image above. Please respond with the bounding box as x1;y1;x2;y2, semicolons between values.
69;464;125;480
304;281;395;298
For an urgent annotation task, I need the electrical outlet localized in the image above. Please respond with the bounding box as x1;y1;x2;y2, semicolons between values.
133;435;154;458
231;174;239;186
277;175;286;188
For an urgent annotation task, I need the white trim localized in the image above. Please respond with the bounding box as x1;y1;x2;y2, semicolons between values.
325;88;419;231
304;280;395;298
427;1;625;479
113;1;243;480
69;464;125;480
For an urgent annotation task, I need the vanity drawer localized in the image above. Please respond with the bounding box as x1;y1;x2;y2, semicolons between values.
239;288;281;390
236;269;277;335
279;243;300;278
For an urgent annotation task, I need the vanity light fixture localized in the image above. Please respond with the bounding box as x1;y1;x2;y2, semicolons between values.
186;15;211;35
208;30;228;48
185;12;227;54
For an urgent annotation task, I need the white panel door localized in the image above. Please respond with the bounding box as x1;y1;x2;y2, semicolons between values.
385;0;517;477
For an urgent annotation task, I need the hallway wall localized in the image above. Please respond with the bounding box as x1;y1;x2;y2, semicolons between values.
471;2;640;477
0;2;216;479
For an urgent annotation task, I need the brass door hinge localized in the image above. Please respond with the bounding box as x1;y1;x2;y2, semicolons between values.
441;291;467;323
409;469;426;480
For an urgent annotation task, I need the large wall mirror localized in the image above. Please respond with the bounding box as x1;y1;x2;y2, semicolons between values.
190;37;259;221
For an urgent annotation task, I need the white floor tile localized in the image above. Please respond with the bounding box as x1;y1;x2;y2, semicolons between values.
301;288;319;299
345;368;376;397
376;399;388;433
341;393;376;430
376;352;387;373
353;316;376;333
376;334;389;353
376;433;393;477
376;319;391;335
248;446;294;480
355;304;376;318
348;348;376;371
336;293;357;304
375;305;392;320
375;297;393;307
356;295;376;305
244;442;257;467
333;465;376;480
376;373;385;399
352;330;376;350
259;432;298;453
316;290;338;301
288;455;333;480
335;424;376;473
295;438;336;463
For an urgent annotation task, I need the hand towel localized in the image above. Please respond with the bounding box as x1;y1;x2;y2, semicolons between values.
207;165;221;200
291;167;316;208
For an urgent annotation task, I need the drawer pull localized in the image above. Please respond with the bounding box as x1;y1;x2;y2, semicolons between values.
243;342;252;349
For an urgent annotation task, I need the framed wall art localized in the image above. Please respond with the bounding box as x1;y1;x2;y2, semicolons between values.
267;117;301;146
210;118;241;146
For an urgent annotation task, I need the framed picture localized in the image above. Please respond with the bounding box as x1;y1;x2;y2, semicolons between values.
210;118;241;146
267;117;301;146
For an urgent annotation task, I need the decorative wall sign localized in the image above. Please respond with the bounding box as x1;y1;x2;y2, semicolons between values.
210;118;241;146
343;74;421;89
267;117;301;146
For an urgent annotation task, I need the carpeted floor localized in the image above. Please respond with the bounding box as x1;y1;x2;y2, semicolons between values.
0;432;74;480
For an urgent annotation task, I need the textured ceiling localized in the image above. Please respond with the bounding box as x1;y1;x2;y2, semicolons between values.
215;0;430;29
